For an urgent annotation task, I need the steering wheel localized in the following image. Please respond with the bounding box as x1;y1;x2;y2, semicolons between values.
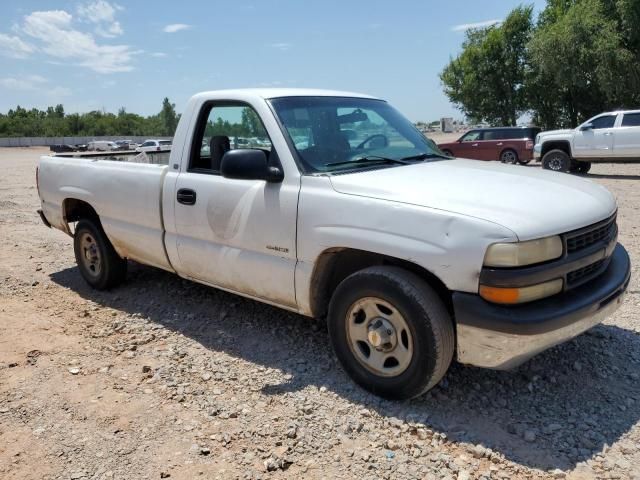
356;134;389;150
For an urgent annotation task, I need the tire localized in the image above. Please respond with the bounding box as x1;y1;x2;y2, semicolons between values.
74;219;127;290
518;157;532;165
542;149;571;172
569;160;580;173
441;149;453;157
577;161;592;174
327;266;454;400
500;149;518;164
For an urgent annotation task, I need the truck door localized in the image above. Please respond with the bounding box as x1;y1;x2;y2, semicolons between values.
614;112;640;158
573;114;617;157
169;102;299;308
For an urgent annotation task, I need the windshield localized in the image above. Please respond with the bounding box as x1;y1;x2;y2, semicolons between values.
270;96;445;173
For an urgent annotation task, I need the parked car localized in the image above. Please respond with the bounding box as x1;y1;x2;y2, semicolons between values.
49;144;77;153
438;127;541;164
535;110;640;173
136;139;172;152
114;140;136;151
36;89;629;400
87;141;117;152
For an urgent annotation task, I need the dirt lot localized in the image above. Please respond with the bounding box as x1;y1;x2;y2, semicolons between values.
1;146;639;480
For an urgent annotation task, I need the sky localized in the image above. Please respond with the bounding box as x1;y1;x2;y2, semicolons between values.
0;0;547;122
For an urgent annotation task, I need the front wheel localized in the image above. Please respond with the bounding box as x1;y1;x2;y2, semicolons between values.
74;219;127;290
542;149;571;172
327;266;454;400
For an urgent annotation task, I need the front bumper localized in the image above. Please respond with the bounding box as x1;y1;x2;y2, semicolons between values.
454;244;630;369
533;144;542;160
37;208;51;228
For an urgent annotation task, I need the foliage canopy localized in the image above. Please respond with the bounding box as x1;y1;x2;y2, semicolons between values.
441;0;640;128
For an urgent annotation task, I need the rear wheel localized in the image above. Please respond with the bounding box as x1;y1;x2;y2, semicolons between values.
500;149;518;164
327;266;454;400
74;219;127;290
542;149;571;172
577;161;592;174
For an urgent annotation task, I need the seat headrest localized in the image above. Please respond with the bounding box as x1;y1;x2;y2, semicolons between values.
210;135;230;170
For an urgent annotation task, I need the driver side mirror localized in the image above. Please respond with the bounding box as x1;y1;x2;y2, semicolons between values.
220;149;284;183
580;123;594;131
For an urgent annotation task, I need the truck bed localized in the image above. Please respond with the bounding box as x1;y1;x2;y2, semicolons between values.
52;150;171;165
38;153;174;271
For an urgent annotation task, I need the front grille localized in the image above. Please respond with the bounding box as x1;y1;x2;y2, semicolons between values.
567;258;607;286
566;215;617;254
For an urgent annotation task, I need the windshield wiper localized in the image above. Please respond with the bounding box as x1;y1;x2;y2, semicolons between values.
400;152;450;161
325;155;410;168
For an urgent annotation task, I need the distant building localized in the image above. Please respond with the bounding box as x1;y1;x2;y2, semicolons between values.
441;117;454;133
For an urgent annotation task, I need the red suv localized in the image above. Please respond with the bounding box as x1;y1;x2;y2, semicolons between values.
437;127;541;165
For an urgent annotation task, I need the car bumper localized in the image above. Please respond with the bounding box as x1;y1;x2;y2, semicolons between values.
37;209;51;228
533;144;542;160
453;244;630;370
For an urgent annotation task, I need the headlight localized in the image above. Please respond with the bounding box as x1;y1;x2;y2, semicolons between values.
484;236;563;267
479;279;563;304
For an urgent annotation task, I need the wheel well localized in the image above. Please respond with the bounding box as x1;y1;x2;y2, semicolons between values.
500;148;518;159
309;248;452;319
63;198;100;226
541;140;571;158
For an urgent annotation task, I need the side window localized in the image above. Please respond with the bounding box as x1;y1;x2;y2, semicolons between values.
622;113;640;127
482;130;497;140
503;130;523;139
590;115;616;130
190;103;272;172
461;131;480;142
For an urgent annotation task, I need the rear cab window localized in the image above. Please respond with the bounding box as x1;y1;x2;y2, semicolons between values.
622;113;640;127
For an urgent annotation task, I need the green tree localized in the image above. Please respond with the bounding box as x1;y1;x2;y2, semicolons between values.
529;0;638;127
440;6;534;126
159;97;179;136
240;107;265;137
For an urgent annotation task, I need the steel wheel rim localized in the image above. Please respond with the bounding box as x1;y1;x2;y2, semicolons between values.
345;297;414;377
502;151;516;163
80;232;102;277
548;156;563;171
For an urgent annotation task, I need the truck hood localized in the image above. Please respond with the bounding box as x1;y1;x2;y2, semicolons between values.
328;159;616;240
538;129;574;139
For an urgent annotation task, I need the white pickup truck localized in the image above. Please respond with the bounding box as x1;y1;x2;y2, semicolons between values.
37;89;630;399
535;109;640;173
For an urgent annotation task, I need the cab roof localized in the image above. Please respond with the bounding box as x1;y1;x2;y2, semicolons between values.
193;88;379;101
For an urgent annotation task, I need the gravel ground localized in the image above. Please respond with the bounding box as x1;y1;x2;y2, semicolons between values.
1;147;639;480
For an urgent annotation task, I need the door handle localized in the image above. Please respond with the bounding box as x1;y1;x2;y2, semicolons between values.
497;142;503;146
177;188;197;205
472;143;479;147
603;132;614;136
